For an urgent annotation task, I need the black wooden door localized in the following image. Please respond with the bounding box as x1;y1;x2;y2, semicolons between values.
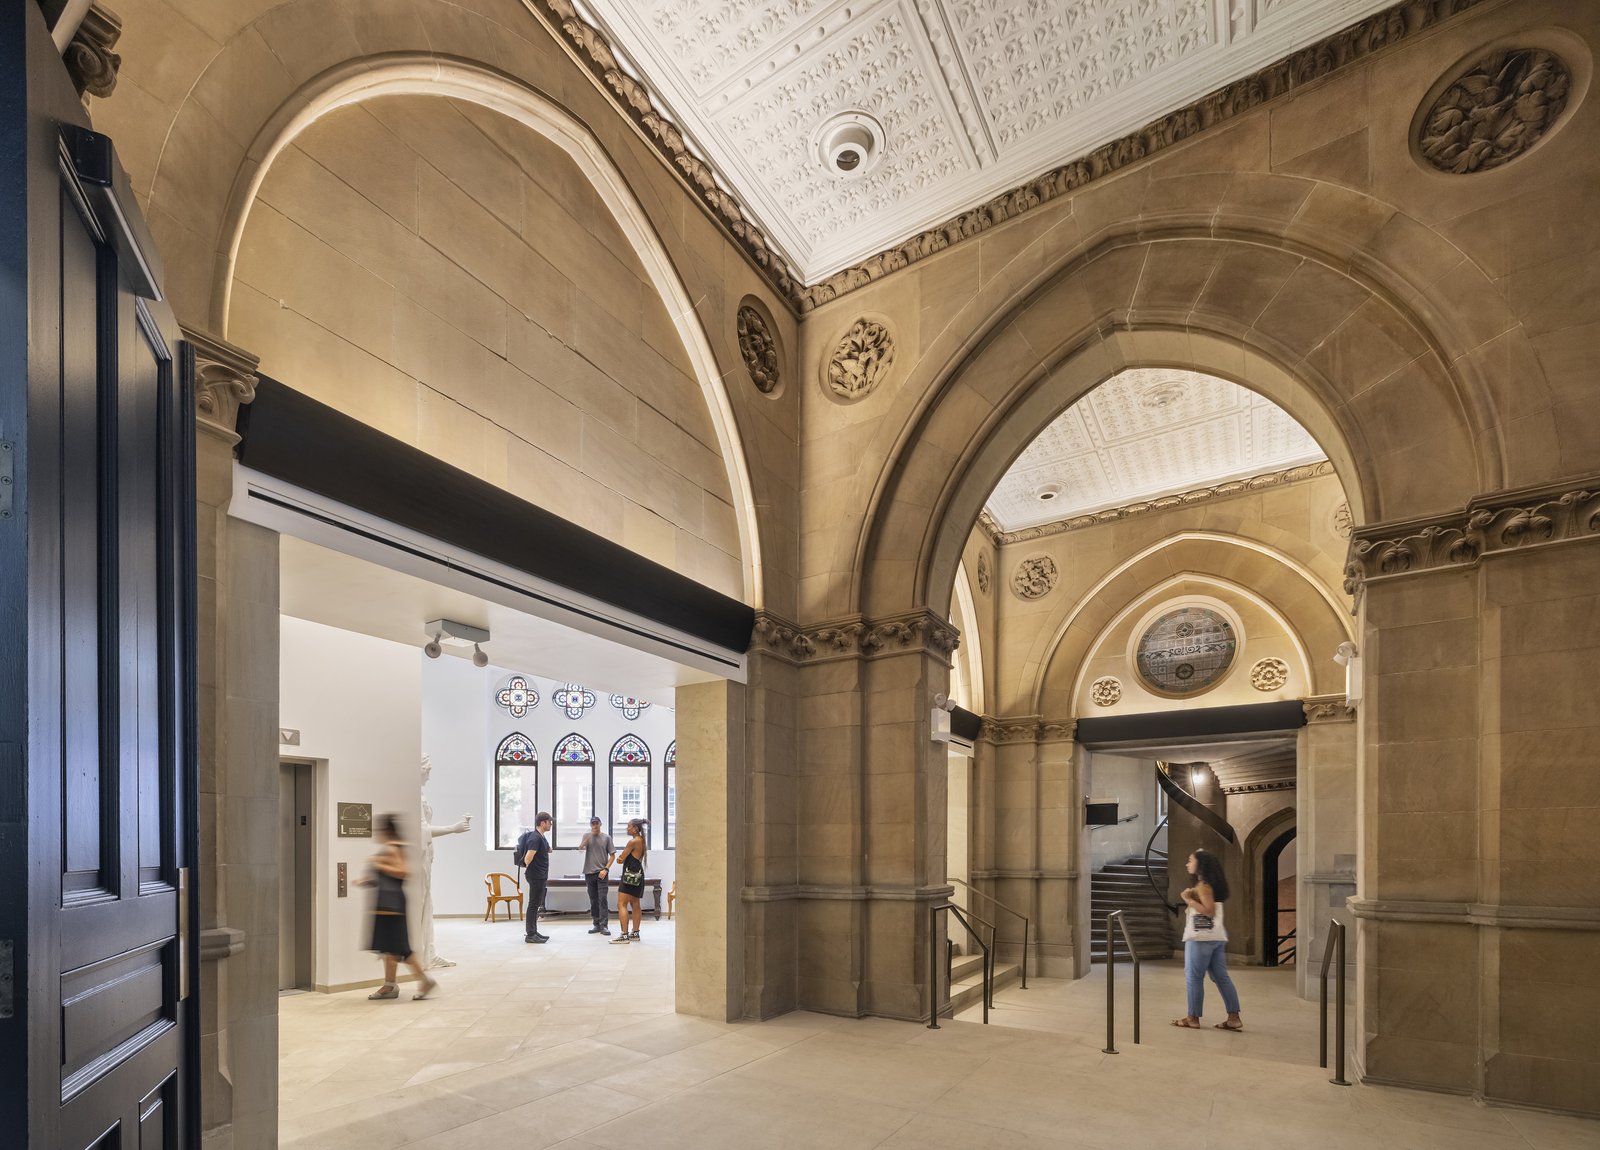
2;6;199;1146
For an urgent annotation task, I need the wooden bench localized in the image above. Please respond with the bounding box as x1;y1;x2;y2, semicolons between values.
527;875;664;921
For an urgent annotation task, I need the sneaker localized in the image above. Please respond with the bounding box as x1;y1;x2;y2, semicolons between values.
599;927;612;936
609;936;630;945
629;932;641;941
526;936;547;944
368;984;399;1000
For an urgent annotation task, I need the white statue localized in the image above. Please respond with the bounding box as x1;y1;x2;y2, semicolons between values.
419;753;472;970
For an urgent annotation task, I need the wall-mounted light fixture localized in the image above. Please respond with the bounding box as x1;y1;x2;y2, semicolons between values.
1191;768;1206;789
1333;641;1362;705
424;618;490;666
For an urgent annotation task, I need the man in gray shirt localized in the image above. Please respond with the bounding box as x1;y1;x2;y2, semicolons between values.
580;816;616;936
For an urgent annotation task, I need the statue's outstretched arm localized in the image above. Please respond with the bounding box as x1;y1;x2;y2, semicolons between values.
425;814;473;838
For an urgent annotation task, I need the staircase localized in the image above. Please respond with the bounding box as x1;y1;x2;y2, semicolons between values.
947;948;1020;1015
1090;854;1177;962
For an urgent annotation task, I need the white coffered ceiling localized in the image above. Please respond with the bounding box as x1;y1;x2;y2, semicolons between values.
571;0;1398;280
984;369;1326;532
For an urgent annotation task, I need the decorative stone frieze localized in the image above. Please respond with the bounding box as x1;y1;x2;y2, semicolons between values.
1221;780;1296;795
1090;677;1122;707
983;462;1335;545
181;325;259;443
975;551;991;595
525;0;1489;313
975;716;1078;744
65;4;122;100
1010;555;1058;600
1417;48;1571;174
1343;481;1600;595
1302;694;1355;723
1039;720;1078;744
825;319;895;401
527;0;800;302
1250;658;1289;692
735;303;779;395
751;610;957;664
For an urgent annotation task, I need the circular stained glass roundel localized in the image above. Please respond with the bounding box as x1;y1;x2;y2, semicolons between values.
1135;607;1238;697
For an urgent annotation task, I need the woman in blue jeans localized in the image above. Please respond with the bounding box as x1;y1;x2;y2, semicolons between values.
1172;848;1243;1031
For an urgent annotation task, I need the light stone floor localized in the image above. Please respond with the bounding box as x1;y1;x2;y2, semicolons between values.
280;919;1599;1149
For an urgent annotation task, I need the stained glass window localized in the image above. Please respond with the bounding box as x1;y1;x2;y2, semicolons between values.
493;733;536;849
554;762;594;850
494;675;540;717
1135;606;1238;697
552;683;597;720
553;732;595;764
609;735;651;844
609;693;651;720
665;740;677;850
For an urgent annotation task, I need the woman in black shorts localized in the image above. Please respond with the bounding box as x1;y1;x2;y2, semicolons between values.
610;818;649;944
358;813;436;1000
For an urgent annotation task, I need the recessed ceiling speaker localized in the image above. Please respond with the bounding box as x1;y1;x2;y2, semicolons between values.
814;111;885;179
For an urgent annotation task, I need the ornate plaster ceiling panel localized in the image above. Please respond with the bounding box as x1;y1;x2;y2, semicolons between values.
571;0;1400;279
985;368;1325;532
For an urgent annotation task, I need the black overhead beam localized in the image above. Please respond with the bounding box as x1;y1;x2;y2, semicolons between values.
1074;700;1307;750
235;376;755;655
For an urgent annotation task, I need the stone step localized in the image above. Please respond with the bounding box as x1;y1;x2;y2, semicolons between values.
948;961;1020;1015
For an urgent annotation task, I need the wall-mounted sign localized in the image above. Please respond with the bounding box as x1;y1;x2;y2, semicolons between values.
279;727;301;746
337;802;372;838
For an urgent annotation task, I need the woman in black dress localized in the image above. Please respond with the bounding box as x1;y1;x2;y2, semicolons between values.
358;814;436;1000
609;818;649;944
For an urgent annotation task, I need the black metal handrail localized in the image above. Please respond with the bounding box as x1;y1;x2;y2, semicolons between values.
1141;811;1176;913
948;876;1029;990
1101;910;1141;1053
1277;927;1297;965
928;902;995;1027
1156;761;1238;844
1319;919;1350;1086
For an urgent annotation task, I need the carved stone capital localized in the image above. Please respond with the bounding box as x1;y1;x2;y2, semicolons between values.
1303;694;1355;724
862;610;958;659
1344;480;1600;596
181;326;259;443
1039;719;1078;745
758;610;958;664
65;4;122;100
978;716;1041;745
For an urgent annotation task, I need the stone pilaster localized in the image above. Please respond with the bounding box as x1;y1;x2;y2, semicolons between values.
181;326;278;1150
1345;480;1600;1114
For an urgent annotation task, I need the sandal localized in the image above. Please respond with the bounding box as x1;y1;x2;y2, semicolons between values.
1215;1019;1244;1032
368;984;399;1000
413;976;438;1001
1171;1017;1201;1029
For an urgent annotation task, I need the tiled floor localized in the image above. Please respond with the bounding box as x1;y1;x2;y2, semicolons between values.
279;919;1598;1149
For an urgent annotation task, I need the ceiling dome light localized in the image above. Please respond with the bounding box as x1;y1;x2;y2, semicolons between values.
814;111;885;179
1034;482;1063;502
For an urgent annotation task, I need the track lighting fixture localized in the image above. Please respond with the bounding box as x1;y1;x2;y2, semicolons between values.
422;618;490;663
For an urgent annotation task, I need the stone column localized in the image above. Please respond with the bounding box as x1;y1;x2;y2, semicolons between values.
1345;483;1600;1114
1296;695;1357;999
185;327;280;1150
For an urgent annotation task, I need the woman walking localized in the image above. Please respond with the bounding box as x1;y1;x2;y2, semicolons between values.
1172;847;1242;1031
358;813;436;1000
609;818;649;944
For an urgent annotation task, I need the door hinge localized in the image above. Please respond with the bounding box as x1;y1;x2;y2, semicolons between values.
0;441;13;520
177;868;189;1000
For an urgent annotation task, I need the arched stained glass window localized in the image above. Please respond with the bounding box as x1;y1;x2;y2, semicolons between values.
609;735;651;843
547;732;591;850
664;740;677;850
494;733;536;849
553;732;595;764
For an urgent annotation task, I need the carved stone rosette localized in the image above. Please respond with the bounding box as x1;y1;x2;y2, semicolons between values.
1010;555;1058;600
1090;677;1122;707
181;325;260;442
1418;48;1571;174
751;609;958;665
825;319;895;401
736;304;779;395
1250;658;1290;692
1344;482;1600;596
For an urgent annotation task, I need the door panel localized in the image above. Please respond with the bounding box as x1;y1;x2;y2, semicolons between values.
2;5;198;1144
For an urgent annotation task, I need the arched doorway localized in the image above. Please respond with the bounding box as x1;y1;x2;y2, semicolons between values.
1261;826;1297;967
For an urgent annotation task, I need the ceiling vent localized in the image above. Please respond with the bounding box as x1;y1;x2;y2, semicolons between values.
814;111;884;179
1034;482;1063;503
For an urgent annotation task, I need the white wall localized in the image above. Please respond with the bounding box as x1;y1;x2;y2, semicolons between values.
279;616;422;991
1086;754;1160;871
422;657;678;918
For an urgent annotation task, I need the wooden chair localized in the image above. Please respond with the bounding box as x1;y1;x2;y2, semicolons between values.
666;879;677;920
484;872;524;922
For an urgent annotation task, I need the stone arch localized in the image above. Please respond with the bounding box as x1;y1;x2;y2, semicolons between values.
850;219;1531;620
141;13;767;605
1237;804;1299;965
1027;533;1353;716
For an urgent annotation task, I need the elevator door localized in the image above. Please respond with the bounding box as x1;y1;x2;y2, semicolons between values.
278;762;313;990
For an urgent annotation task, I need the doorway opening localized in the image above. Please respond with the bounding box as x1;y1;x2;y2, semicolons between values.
1261;826;1297;967
278;760;315;992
